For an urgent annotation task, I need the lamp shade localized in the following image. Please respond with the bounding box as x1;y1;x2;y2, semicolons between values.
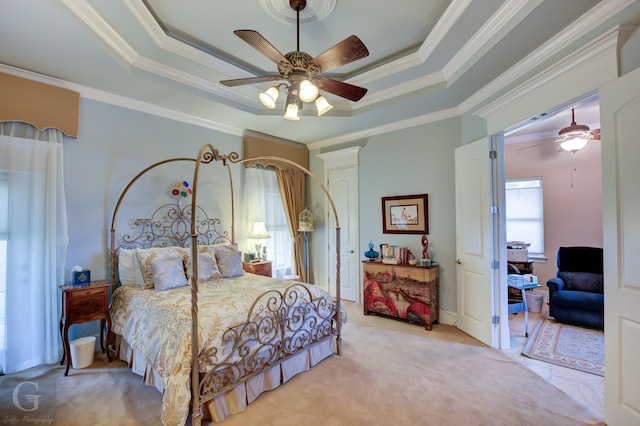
248;220;270;239
299;80;319;102
259;86;279;109
315;95;333;116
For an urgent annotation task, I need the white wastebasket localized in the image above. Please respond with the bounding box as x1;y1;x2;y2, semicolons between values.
526;291;545;313
70;336;96;369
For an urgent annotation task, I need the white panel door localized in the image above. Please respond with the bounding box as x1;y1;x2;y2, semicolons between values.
455;138;495;347
601;66;640;425
327;167;359;301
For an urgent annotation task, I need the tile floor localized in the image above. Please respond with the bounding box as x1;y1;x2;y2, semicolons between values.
502;291;604;418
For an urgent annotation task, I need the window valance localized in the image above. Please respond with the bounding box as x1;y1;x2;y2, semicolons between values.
0;72;80;137
243;130;308;170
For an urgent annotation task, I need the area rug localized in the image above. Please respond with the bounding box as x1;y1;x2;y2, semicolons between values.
522;318;604;376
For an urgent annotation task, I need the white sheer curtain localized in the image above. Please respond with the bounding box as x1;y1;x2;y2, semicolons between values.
0;122;69;374
244;166;293;278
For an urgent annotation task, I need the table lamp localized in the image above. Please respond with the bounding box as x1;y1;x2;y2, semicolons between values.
248;220;270;261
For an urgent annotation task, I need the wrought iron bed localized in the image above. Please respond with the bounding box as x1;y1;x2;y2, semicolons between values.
109;144;343;425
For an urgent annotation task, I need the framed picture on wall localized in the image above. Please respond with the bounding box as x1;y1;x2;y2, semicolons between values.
382;194;428;234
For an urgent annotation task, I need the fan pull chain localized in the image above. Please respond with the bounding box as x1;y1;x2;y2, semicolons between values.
570;154;576;188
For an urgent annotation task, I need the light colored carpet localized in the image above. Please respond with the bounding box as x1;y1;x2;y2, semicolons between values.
522;319;604;376
0;301;605;426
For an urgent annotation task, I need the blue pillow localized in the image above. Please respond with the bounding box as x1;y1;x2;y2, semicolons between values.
150;257;188;291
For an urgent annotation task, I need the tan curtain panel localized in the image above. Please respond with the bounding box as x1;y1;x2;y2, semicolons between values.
243;130;308;170
0;73;80;137
275;168;306;281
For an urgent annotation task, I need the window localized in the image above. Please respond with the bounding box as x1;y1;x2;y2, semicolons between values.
244;166;293;278
262;182;293;278
505;177;544;256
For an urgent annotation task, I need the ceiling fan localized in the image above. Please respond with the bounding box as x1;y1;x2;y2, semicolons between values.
516;108;599;153
554;108;598;152
220;0;369;120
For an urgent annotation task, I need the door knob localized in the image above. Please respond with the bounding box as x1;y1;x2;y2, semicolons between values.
350;250;355;253
456;259;462;264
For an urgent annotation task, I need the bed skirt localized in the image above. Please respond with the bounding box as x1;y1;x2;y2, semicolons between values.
117;335;335;423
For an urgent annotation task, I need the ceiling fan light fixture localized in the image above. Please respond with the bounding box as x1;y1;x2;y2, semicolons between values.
298;79;319;102
560;137;589;153
259;86;280;109
284;102;300;120
556;108;594;153
284;91;301;120
315;95;333;116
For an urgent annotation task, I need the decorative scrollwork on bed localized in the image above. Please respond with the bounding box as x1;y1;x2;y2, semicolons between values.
198;283;338;400
111;200;232;287
117;201;230;250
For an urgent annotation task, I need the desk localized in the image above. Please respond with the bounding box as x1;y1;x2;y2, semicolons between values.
507;282;541;337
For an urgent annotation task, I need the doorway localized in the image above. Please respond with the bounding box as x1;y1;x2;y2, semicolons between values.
498;94;604;415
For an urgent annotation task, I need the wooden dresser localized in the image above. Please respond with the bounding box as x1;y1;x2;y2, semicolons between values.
59;280;112;375
362;261;439;330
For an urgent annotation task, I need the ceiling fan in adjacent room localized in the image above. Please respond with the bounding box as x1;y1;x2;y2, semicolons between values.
515;108;600;154
220;0;369;120
555;108;599;153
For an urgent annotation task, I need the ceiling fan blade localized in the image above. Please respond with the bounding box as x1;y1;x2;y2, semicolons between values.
316;77;367;102
220;75;285;87
310;35;369;73
233;30;291;66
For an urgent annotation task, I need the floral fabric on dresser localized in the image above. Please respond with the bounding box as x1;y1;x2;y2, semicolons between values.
111;273;342;426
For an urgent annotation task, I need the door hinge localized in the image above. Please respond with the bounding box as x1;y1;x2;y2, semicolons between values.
489;150;497;159
490;205;498;215
492;315;500;325
491;259;499;269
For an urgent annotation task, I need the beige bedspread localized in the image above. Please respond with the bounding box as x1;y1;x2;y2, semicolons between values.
111;274;341;426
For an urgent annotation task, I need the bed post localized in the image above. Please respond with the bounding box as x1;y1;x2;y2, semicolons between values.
335;226;342;355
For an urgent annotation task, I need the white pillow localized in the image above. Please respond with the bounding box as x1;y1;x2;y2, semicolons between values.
150;257;188;291
118;248;144;286
136;246;189;289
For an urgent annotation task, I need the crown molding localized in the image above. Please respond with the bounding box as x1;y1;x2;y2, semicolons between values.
461;0;636;116
122;0;251;78
351;0;471;87
417;0;472;62
307;107;460;150
352;0;541;113
61;0;138;63
473;24;635;119
442;0;542;82
0;63;244;137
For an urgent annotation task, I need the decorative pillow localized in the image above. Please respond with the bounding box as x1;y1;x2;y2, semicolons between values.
135;246;188;289
185;252;223;283
150;257;188;291
558;271;603;294
211;244;244;278
118;248;144;286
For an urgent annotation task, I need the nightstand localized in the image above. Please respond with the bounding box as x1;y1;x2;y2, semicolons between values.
242;260;273;277
59;280;112;376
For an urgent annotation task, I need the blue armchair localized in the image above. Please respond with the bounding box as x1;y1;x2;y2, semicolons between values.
547;246;604;330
